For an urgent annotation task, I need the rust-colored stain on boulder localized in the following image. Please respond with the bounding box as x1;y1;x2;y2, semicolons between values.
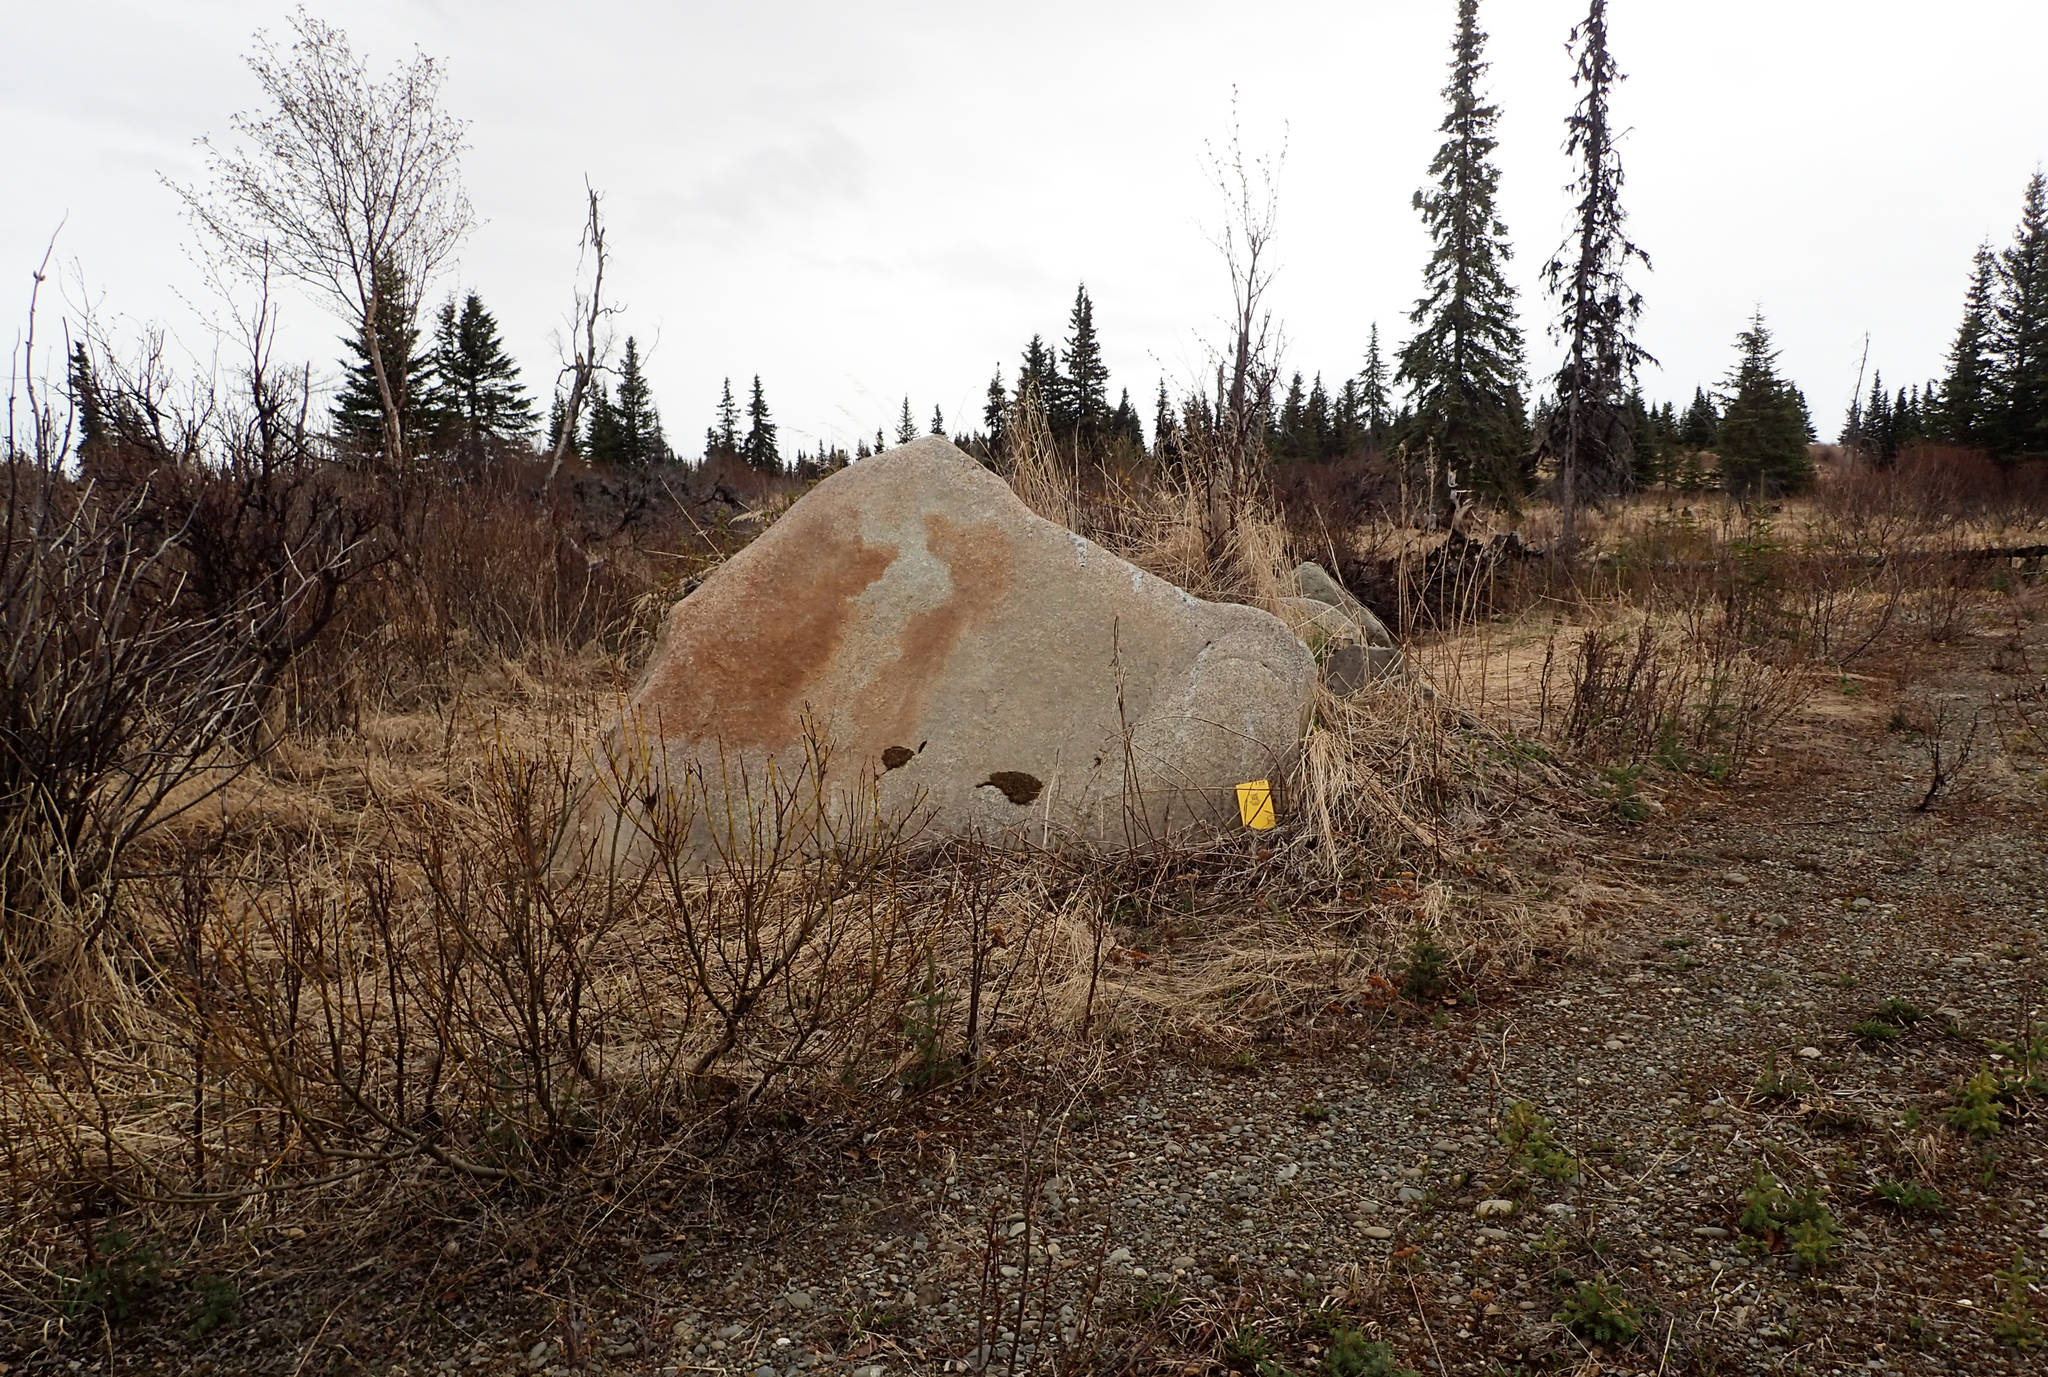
854;511;1013;746
631;504;896;750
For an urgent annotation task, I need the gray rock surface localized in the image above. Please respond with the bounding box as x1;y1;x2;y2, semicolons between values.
568;437;1315;866
1291;561;1395;647
1323;643;1406;696
1275;596;1365;651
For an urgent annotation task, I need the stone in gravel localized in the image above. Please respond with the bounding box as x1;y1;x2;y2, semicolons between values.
1172;1255;1196;1271
1693;1227;1731;1238
1477;1228;1510;1242
1361;1226;1395;1240
1851;897;1873;911
1603;1038;1624;1051
1474;1199;1515;1217
1397;1186;1428;1204
783;1289;812;1311
566;436;1315;867
1798;1046;1822;1059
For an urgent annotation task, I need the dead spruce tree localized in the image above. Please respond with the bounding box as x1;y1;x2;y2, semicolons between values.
1539;0;1653;546
173;8;472;468
544;183;618;490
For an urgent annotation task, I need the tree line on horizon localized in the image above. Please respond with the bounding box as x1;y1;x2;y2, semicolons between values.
54;0;2048;510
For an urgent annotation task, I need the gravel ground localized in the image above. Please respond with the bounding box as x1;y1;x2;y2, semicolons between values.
15;624;2046;1377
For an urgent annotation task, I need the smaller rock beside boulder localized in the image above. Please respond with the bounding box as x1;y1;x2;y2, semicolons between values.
1322;644;1406;696
1286;562;1402;693
1275;596;1365;652
1292;562;1394;648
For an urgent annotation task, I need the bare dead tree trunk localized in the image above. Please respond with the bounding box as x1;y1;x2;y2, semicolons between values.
544;185;612;493
1203;92;1284;561
360;273;407;469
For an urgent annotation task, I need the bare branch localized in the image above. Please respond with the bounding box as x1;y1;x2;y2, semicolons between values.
544;183;616;491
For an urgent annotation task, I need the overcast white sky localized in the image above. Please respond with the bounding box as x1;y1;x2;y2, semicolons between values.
6;0;2046;454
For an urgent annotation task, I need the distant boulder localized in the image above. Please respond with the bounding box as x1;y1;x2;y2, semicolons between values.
565;437;1316;867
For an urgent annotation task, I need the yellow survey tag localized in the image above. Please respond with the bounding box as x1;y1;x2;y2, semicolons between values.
1236;779;1276;831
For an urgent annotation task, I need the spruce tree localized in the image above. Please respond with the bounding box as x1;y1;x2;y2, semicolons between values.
704;379;741;463
1864;370;1894;462
426;292;536;459
743;375;779;473
548;391;576;457
1358;323;1392;451
1940;242;1999;448
1335;379;1363;455
896;398;918;446
1538;0;1653;538
1397;0;1530;500
1680;386;1719;449
583;381;624;465
1716;312;1813;494
1790;384;1817;443
609;337;665;468
1895;385;1926;454
1059;283;1111;447
67;342;108;468
333;257;434;456
1993;171;2048;459
1305;375;1334;461
1111;388;1144;453
1276;373;1307;461
1153;380;1178;461
1018;335;1060;412
984;369;1008;453
1624;387;1663;486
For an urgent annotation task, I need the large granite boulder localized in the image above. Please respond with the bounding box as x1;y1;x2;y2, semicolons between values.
566;437;1316;867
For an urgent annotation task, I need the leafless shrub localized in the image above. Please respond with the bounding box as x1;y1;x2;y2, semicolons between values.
1903;696;1983;813
1538;599;1815;780
2;260;362;979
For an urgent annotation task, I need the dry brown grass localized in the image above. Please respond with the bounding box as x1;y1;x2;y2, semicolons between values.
8;428;2039;1344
